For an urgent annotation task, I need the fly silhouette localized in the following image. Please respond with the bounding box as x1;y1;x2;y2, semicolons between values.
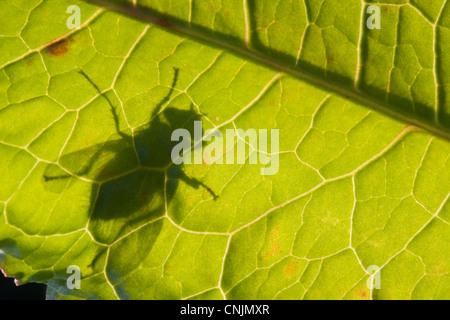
43;68;217;244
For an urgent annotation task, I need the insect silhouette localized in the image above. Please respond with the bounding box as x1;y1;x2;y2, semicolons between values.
43;67;217;244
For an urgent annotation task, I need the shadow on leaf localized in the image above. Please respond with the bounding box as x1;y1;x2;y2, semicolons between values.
42;68;216;247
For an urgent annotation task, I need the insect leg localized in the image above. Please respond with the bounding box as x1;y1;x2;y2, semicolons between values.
176;169;218;200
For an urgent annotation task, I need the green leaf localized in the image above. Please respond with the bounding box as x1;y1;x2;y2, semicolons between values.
0;0;449;300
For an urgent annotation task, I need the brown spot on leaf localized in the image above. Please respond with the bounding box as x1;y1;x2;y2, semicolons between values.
26;57;35;66
270;226;279;238
285;261;299;279
186;194;196;206
46;38;74;57
261;226;282;259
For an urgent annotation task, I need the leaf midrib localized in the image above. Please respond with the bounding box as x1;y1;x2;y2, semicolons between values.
83;0;450;141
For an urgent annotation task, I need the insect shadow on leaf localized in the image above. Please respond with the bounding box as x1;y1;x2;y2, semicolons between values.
43;67;217;249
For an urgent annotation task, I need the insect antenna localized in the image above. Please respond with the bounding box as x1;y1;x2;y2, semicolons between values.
150;67;180;120
77;69;128;139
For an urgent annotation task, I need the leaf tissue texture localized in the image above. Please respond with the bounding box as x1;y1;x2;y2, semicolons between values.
0;0;449;300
